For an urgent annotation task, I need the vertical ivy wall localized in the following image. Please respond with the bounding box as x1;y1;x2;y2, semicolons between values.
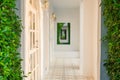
102;0;120;80
0;0;22;80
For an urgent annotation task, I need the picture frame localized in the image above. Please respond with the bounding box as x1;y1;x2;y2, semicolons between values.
57;23;70;44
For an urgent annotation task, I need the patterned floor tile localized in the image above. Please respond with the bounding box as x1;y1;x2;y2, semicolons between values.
44;58;92;80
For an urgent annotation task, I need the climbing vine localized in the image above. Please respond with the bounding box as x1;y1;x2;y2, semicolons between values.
0;0;22;80
102;0;120;79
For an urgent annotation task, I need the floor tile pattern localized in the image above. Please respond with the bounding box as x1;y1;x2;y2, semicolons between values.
44;58;93;80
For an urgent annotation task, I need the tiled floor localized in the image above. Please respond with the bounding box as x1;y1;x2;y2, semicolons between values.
44;58;93;80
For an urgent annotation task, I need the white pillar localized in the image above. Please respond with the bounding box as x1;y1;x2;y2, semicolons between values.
79;0;84;75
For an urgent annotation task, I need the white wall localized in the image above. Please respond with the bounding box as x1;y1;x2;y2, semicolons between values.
40;3;51;79
54;8;80;52
43;9;50;75
80;0;100;80
42;1;56;79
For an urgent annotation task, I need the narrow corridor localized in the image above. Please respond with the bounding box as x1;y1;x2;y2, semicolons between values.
44;58;93;80
15;0;101;80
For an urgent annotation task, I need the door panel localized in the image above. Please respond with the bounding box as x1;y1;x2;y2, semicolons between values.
26;0;40;80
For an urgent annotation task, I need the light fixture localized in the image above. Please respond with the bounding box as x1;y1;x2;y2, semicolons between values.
43;0;49;9
51;13;56;21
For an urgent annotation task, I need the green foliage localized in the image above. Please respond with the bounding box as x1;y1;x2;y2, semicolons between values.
102;0;120;80
0;0;22;80
57;23;64;44
57;23;70;44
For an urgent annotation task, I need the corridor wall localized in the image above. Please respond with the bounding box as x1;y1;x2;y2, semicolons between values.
54;8;80;58
79;0;100;80
54;8;80;51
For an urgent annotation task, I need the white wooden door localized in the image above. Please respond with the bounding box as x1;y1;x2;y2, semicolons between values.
26;0;40;80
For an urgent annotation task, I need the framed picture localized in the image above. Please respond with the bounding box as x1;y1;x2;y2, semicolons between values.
57;23;70;44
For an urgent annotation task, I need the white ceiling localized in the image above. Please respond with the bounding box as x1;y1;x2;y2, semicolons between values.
49;0;80;9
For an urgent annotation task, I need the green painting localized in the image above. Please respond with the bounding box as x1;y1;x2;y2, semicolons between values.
57;23;70;44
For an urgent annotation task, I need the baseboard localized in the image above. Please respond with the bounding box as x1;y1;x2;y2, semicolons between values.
54;51;80;58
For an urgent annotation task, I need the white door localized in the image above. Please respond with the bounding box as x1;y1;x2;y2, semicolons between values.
25;0;40;80
29;11;40;80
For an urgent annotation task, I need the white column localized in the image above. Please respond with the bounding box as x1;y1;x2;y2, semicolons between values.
40;2;44;80
79;0;84;75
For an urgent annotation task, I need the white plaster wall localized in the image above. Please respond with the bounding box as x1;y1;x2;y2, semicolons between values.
49;5;56;63
80;0;100;80
40;2;51;79
54;8;80;52
93;0;101;80
43;9;50;75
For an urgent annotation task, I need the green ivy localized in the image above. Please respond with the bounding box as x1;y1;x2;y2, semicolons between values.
102;0;120;80
0;0;22;80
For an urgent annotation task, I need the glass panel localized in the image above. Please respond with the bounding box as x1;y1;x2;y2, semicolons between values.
31;54;32;70
30;54;32;71
34;71;35;80
33;32;35;48
37;51;38;65
35;51;37;66
37;68;39;80
29;12;33;29
35;32;38;48
32;53;34;69
30;32;32;50
33;14;35;30
34;53;35;68
36;69;37;80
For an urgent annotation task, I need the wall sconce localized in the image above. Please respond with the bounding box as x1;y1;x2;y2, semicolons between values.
43;0;49;9
51;13;56;21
